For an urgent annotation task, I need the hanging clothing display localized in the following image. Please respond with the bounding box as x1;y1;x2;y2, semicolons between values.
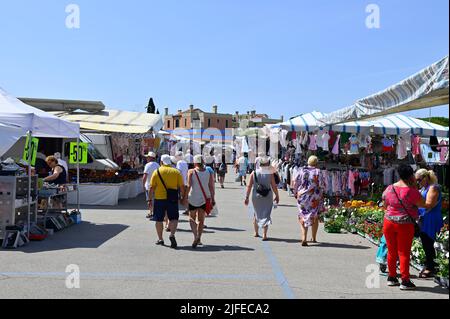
420;144;441;164
308;134;317;151
430;136;439;152
321;170;349;196
382;136;395;152
412;135;421;156
322;131;331;151
349;135;360;154
438;140;449;163
316;130;324;150
280;130;288;148
332;134;341;155
397;136;408;160
295;136;302;154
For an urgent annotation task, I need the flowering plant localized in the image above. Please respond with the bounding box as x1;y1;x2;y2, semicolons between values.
435;251;449;279
411;239;426;265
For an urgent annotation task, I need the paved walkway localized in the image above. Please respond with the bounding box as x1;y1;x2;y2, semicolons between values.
0;170;448;299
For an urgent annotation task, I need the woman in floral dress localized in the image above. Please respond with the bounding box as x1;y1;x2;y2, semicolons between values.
294;155;325;246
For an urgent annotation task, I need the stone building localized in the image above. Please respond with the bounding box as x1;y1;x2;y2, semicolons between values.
164;105;234;131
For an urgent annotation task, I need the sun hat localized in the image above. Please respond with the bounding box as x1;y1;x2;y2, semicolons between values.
259;156;271;165
175;151;184;159
193;155;204;164
145;151;156;158
170;156;178;164
161;155;172;165
204;155;214;164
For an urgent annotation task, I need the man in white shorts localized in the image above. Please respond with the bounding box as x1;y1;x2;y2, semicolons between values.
143;152;160;219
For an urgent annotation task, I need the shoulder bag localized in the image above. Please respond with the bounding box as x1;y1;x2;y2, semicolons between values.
254;172;271;197
390;186;421;237
194;170;213;215
157;169;179;203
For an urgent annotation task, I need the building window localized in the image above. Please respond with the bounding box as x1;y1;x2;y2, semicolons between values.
207;118;211;127
175;119;180;128
226;120;229;127
167;120;171;129
185;119;187;127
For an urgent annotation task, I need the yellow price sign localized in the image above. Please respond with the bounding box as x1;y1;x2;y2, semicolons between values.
23;136;39;166
69;142;89;164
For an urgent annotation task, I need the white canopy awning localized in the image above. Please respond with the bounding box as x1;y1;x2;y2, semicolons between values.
331;114;449;137
320;56;449;125
0;87;80;156
279;111;327;132
51;109;163;134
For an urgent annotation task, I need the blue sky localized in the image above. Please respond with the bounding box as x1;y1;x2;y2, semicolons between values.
0;0;448;120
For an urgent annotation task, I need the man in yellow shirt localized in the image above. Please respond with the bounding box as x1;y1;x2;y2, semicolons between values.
149;155;186;248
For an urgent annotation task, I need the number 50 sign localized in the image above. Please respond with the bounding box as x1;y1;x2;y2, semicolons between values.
69;142;89;164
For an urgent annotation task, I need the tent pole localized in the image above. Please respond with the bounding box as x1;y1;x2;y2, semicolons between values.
77;137;80;213
27;131;32;239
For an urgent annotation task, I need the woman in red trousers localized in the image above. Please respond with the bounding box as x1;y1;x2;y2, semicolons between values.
382;164;430;291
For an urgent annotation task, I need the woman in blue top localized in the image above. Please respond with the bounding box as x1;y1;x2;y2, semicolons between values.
415;169;443;278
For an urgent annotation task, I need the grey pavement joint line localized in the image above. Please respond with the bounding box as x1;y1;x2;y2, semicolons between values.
248;206;296;299
0;272;273;281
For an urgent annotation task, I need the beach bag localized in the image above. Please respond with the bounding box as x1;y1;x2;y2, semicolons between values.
194;170;213;215
376;235;388;265
254;173;271;197
218;163;227;173
210;204;219;217
157;169;179;203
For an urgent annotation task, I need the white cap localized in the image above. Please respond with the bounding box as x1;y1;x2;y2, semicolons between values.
193;155;203;164
170;156;178;164
259;156;271;165
161;155;172;166
175;151;184;158
146;151;156;158
54;152;62;159
204;155;214;164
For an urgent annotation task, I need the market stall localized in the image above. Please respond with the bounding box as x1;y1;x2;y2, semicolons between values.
319;55;449;125
0;87;81;248
50;109;164;206
272;110;449;288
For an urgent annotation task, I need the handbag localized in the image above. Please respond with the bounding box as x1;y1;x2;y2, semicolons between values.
391;186;421;237
194;170;213;215
157;169;179;203
254;173;271;197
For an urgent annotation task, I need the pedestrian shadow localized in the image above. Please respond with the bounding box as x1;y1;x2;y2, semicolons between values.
264;238;300;244
414;285;450;295
176;228;215;234
1;222;128;254
313;242;371;250
177;245;255;252
204;227;246;232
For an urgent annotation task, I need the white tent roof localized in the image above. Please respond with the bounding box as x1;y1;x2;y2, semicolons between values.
274;109;448;137
320;56;449;125
331;114;449;137
50;109;163;134
279;111;327;132
0;87;80;156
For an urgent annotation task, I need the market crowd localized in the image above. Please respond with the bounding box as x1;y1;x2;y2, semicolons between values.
142;149;445;292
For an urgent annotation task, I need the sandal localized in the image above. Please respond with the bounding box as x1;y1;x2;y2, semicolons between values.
301;241;308;247
419;270;435;278
192;239;200;249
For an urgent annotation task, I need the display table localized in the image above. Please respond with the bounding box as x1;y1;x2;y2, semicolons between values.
67;179;144;206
